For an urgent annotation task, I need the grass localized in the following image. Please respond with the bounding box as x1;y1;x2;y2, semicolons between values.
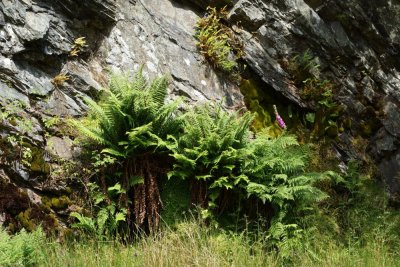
3;176;400;267
3;220;399;267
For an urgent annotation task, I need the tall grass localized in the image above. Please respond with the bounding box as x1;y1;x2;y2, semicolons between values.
3;188;400;267
35;222;400;267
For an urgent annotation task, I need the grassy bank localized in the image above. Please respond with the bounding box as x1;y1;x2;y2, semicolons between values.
2;220;400;267
43;230;400;267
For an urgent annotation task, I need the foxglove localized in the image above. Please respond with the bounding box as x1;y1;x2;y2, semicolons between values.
273;105;286;129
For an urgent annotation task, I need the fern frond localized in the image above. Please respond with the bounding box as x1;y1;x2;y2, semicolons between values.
148;75;168;109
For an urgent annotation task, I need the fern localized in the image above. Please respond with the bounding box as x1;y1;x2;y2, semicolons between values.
168;103;331;246
169;103;253;213
73;67;181;157
70;182;127;239
71;68;182;233
243;133;331;250
0;228;46;266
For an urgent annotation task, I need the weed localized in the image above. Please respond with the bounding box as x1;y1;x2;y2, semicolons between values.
195;6;243;76
70;37;88;57
51;74;70;88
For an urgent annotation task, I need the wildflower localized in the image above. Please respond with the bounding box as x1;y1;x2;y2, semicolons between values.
273;105;286;129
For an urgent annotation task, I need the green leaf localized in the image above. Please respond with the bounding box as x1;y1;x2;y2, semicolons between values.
108;183;122;192
305;113;315;123
101;148;126;158
115;212;126;222
129;176;144;187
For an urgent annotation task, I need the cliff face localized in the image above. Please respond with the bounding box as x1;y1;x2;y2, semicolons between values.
227;0;400;193
0;0;399;229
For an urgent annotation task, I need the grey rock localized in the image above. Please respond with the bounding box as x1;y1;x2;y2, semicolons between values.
376;134;397;153
0;0;27;25
330;21;351;48
361;76;375;103
223;0;400;194
0;10;5;26
14;11;51;42
46;136;73;160
228;0;266;31
12;161;30;181
0;82;29;105
39;89;83;117
26;188;42;205
383;101;400;137
97;0;243;105
379;150;400;194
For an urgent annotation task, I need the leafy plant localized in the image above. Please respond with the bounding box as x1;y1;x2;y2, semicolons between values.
0;228;46;266
70;183;127;239
51;74;70;88
168;103;252;215
168;103;331;246
287;49;320;87
43;116;61;129
70;37;88;57
71;68;182;232
195;6;242;76
243;133;330;250
287;50;342;139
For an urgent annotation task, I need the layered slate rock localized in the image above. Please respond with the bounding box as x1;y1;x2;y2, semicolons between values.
0;0;119;230
223;0;400;194
0;0;243;230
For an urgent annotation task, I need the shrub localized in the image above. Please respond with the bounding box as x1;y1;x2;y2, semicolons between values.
70;182;127;239
71;71;337;249
287;49;319;87
243;132;330;251
286;50;342;139
0;228;46;266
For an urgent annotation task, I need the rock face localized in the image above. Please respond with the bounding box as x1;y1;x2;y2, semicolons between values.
0;0;244;230
225;0;400;195
0;0;400;229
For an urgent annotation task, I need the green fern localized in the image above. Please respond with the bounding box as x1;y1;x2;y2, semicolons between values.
71;67;182;233
70;182;127;239
72;67;181;156
0;228;46;266
243;132;331;250
168;103;252;213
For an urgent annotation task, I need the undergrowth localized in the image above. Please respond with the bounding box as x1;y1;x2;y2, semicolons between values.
2;214;400;267
287;50;343;139
1;65;396;266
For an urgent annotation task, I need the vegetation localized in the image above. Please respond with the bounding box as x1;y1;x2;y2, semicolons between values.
0;228;46;266
2;213;400;267
287;50;343;139
0;2;398;265
65;70;342;254
195;6;242;76
168;103;334;246
1;50;398;265
51;74;70;88
71;68;182;233
69;37;88;57
168;104;253;216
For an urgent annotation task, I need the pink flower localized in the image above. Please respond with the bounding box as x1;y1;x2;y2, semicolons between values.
273;105;286;129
